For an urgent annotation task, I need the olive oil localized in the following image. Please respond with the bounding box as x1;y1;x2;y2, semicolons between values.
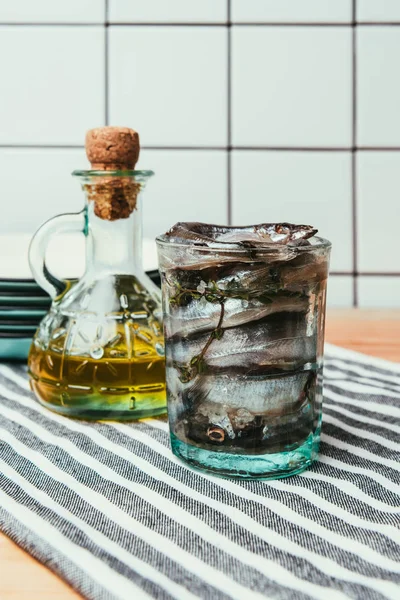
29;319;166;419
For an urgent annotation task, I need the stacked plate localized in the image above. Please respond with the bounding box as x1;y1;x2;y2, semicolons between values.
0;278;50;359
0;233;160;361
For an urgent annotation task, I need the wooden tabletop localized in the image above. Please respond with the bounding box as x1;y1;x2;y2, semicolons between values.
1;308;399;600
325;308;400;363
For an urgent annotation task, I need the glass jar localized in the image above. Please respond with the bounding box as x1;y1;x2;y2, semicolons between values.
157;230;331;479
28;170;166;420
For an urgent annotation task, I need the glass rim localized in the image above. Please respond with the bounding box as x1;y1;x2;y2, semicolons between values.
72;169;154;178
156;234;331;253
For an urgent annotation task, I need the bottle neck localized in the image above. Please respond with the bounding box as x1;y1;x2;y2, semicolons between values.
84;196;143;277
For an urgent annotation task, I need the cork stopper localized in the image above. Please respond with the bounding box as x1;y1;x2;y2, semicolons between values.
85;126;140;170
84;126;141;221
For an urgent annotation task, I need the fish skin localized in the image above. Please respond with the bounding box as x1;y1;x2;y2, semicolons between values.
185;369;312;414
174;369;317;452
179;402;315;452
158;221;326;274
166;262;273;295
159;245;297;272
280;254;329;291
160;222;318;271
165;222;317;246
167;294;310;337
169;315;317;370
163;255;327;298
215;262;272;290
160;221;324;454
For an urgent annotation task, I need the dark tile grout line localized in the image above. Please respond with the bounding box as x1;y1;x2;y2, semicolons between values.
226;150;232;224
0;23;104;26
106;22;357;27
3;22;400;27
104;0;109;125
3;145;400;151
0;145;86;149
227;0;232;225
144;146;227;151
351;0;358;307
232;147;348;152
331;272;400;277
352;22;400;26
232;146;400;151
230;22;400;27
356;147;400;151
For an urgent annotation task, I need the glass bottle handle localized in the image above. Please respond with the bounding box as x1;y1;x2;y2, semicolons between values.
28;211;85;299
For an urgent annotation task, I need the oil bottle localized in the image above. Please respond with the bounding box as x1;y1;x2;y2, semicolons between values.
28;126;166;419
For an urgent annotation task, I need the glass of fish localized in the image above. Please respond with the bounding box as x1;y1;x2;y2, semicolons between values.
156;222;331;479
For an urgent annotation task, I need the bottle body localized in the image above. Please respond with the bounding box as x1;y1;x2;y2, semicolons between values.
28;171;166;420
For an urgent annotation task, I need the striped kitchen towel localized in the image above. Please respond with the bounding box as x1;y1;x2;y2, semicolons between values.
0;343;399;600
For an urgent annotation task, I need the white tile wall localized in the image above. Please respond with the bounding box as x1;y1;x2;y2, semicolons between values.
357;28;400;146
0;2;399;308
232;27;352;147
0;0;105;23
327;276;354;307
0;148;86;233
137;149;228;239
231;151;352;272
109;26;227;146
357;152;400;273
358;277;400;307
358;0;400;22
109;0;227;23
232;1;352;23
0;26;104;144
